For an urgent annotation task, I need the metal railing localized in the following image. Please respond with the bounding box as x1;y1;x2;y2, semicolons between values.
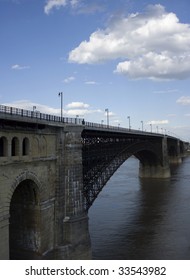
0;104;137;132
0;104;181;140
0;104;83;125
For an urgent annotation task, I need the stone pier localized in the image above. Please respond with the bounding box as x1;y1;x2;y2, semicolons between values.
139;137;171;178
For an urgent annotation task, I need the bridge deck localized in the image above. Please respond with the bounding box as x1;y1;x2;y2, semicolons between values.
0;104;178;140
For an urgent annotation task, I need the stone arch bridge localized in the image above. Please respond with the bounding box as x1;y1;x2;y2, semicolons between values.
0;105;188;260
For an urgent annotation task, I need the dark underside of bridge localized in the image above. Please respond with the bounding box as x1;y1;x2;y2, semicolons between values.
81;129;163;210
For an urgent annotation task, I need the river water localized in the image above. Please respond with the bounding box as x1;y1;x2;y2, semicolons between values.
88;156;190;260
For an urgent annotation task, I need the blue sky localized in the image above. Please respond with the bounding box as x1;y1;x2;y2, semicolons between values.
1;0;190;140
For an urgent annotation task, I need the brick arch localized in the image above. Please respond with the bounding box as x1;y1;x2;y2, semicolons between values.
7;171;44;207
8;172;44;259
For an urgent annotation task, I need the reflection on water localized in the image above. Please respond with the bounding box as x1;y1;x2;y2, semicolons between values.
88;156;190;260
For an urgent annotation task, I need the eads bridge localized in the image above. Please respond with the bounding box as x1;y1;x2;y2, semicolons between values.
0;105;188;260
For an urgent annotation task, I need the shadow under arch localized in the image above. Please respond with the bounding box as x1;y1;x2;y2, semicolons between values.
9;177;41;259
83;141;163;210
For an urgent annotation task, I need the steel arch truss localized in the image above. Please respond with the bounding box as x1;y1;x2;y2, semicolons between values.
82;130;162;211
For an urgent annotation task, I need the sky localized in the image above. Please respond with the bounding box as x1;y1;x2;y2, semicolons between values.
1;0;190;140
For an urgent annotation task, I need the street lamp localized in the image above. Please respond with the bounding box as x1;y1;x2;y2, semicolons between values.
58;92;63;119
105;108;109;127
141;120;144;131
75;115;79;124
150;123;152;133
127;116;131;130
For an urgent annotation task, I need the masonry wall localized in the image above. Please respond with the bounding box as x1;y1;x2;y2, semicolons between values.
0;123;91;260
0;127;58;259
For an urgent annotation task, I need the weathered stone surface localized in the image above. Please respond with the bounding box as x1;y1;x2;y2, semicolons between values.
0;122;91;260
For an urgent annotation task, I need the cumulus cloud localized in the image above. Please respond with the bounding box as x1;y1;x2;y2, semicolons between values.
176;96;190;105
66;102;89;109
69;4;190;80
115;53;190;80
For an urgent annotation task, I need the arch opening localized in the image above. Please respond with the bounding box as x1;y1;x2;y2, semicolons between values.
9;179;41;259
11;137;19;156
22;137;29;155
0;136;8;157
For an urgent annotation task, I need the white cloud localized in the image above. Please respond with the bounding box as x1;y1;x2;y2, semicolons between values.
147;120;169;125
44;0;100;15
44;0;67;15
84;81;98;85
11;64;30;70
66;108;101;117
115;53;190;80
69;4;190;80
67;109;89;116
66;102;89;109
176;96;190;105
63;76;75;83
104;111;116;117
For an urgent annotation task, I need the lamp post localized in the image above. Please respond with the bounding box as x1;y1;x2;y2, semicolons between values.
75;114;79;124
127;116;131;130
150;123;152;133
141;120;144;131
105;108;109;127
32;106;36;117
58;92;63;119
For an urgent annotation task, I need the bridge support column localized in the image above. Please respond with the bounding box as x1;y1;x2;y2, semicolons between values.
0;215;9;260
139;137;171;178
52;127;91;260
169;140;182;164
139;164;170;178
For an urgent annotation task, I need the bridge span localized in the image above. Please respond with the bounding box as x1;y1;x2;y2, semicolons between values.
0;105;188;260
